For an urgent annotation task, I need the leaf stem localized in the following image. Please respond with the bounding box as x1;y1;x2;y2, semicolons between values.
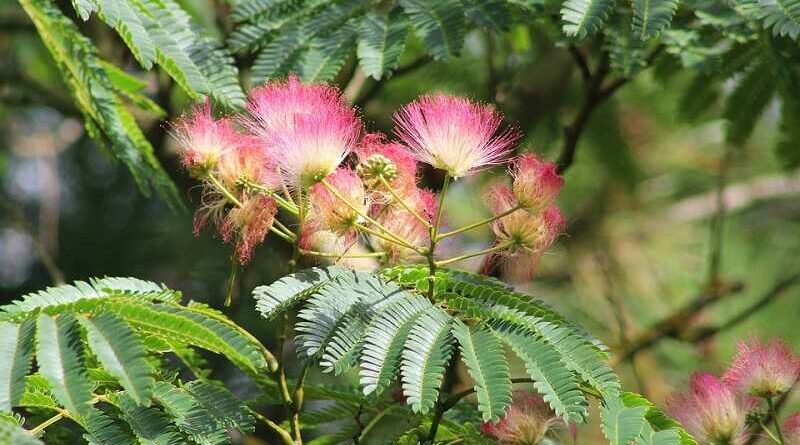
241;179;299;215
207;173;243;208
300;249;386;259
29;411;66;436
437;205;523;241
249;407;295;445
435;243;511;267
768;397;786;445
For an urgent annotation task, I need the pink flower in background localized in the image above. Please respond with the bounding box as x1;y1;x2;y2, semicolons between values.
308;168;367;240
667;373;755;445
372;209;430;263
219;195;277;264
481;390;562;445
355;132;418;190
244;76;361;188
722;338;800;398
784;413;800;445
297;230;377;271
512;154;563;211
486;185;565;256
172;101;240;174
394;93;518;178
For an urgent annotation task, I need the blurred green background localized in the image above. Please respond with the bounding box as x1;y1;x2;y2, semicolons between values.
1;0;798;442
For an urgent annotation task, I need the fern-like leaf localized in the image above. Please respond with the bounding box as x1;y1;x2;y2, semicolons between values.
0;319;35;412
452;321;512;422
490;320;587;422
357;8;409;80
300;22;357;82
83;407;138;445
400;0;466;59
114;392;184;445
400;306;454;414
254;266;345;319
360;295;434;395
723;57;776;144
35;314;93;419
184;381;254;434
601;398;648;445
79;313;154;405
0;421;43;445
632;0;680;39
561;0;616;39
463;0;512;30
152;382;230;445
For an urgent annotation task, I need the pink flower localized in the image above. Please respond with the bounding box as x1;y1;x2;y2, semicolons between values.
171;101;240;175
298;230;378;271
243;76;361;188
308;168;367;240
355;133;418;190
486;185;565;256
511;154;563;211
481;390;563;445
667;373;755;445
722;338;800;398
219;195;278;264
372;208;430;263
784;413;800;445
215;140;282;191
394;93;518;178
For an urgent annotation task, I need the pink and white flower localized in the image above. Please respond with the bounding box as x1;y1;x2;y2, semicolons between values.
372;208;430;263
722;338;800;398
667;373;755;445
171;101;240;175
219;195;278;264
307;168;367;241
215;139;282;191
486;185;565;256
481;390;563;445
511;154;563;211
394;93;518;178
243;76;361;188
784;413;800;445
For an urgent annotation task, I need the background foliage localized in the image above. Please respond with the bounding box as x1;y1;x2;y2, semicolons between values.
1;0;799;443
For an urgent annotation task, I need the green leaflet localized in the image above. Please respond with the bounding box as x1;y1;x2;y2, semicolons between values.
601;398;648;445
113;392;184;445
18;0;182;210
152;381;230;445
0;421;43;445
79;313;154;405
357;8;409;80
561;0;616;39
83;407;139;445
0;319;35;412
632;0;680;40
300;22;357;82
399;0;465;59
400;306;454;414
35;314;93;419
452;321;512;422
723;56;776;145
254;266;346;319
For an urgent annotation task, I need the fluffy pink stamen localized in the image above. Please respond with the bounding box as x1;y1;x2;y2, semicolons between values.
481;390;563;445
784;413;800;445
171;101;240;172
394;93;518;178
373;209;430;263
243;75;361;187
512;154;564;211
722;338;800;398
308;168;367;239
667;373;755;445
216;138;282;191
219;195;278;264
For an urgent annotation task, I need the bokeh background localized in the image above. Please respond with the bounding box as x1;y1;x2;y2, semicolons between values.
1;0;798;442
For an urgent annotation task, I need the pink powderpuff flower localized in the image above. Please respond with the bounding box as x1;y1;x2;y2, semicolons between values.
215;139;282;192
243;76;361;188
722;338;800;398
308;168;367;240
394;93;518;178
172;101;240;175
219;195;278;264
481;390;563;445
355;132;418;190
667;373;756;445
298;229;378;271
511;154;564;211
486;185;565;255
784;413;800;445
373;208;430;263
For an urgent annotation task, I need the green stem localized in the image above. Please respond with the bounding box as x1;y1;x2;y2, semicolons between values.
378;175;432;229
270;225;296;242
437;205;522;241
435;242;511;267
242;180;299;215
207;174;243;208
760;422;783;445
300;248;386;259
249;407;295;445
29;411;66;436
768;397;786;445
358;407;391;442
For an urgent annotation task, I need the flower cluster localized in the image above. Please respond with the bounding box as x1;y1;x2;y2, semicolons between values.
481;390;566;445
667;338;799;445
172;76;563;277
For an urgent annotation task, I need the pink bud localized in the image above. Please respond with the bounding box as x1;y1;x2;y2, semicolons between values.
394;93;518;178
722;338;800;398
667;373;755;445
511;154;563;211
355;132;418;188
219;195;278;264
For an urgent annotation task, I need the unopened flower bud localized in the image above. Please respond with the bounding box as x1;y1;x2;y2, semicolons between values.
356;154;399;187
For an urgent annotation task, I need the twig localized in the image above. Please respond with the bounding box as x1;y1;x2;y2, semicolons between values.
568;45;591;83
249;407;295;445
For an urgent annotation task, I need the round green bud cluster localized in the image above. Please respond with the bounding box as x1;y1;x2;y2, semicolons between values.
356;154;398;187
